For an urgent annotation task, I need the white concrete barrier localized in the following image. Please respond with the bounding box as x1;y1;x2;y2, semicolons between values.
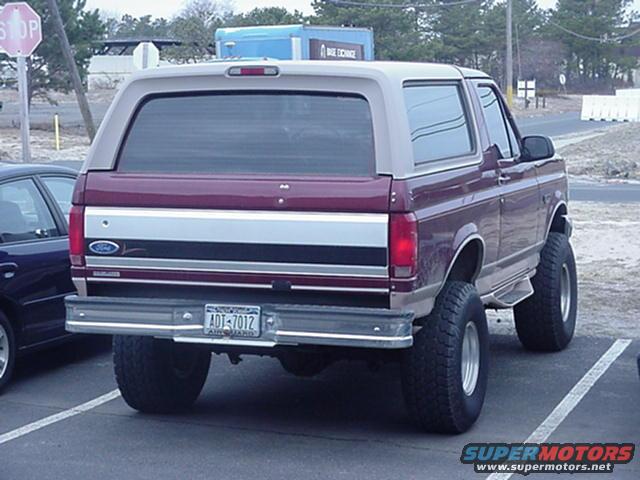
616;88;640;97
629;99;640;122
581;95;640;122
580;95;595;121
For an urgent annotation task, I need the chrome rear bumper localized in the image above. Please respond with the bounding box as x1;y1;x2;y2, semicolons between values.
65;296;414;349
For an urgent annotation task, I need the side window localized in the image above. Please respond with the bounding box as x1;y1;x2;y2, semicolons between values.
403;83;473;165
0;179;59;243
41;176;75;223
476;86;512;159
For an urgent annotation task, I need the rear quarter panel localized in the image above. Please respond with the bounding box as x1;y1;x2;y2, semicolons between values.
390;153;500;316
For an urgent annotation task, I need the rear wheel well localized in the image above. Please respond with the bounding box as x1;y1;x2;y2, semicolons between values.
447;239;483;284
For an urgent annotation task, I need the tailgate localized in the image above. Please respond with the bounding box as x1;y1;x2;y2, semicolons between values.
80;174;391;294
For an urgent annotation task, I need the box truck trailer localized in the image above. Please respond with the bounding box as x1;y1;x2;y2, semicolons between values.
215;25;374;61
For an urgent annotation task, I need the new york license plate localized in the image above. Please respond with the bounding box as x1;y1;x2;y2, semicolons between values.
203;304;261;338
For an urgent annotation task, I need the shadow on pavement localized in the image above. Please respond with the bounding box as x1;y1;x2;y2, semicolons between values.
152;335;534;438
14;335;112;383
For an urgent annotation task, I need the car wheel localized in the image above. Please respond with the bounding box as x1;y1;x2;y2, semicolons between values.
514;232;577;351
0;312;16;393
401;281;489;434
113;335;211;413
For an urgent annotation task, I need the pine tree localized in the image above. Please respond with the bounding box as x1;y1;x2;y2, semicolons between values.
311;0;429;61
549;0;633;89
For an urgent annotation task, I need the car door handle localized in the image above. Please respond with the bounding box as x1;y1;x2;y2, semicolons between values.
0;262;18;279
498;174;511;185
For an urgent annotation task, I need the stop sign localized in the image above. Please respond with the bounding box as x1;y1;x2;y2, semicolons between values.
0;2;42;57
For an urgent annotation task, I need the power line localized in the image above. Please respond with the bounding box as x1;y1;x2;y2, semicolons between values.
323;0;481;9
548;20;640;43
325;0;640;44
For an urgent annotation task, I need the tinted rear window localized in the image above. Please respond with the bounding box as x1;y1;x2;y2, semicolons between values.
117;92;375;175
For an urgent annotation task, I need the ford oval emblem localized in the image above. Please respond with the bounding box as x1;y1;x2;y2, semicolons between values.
88;240;120;255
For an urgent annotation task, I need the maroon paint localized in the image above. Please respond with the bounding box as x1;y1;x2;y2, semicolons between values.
390;151;501;291
82;173;392;213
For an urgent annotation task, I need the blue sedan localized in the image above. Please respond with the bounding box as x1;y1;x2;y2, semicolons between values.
0;163;77;391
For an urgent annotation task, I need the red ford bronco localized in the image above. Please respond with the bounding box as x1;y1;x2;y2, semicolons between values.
66;61;576;433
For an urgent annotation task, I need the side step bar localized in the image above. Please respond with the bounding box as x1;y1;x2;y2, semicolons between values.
482;276;534;309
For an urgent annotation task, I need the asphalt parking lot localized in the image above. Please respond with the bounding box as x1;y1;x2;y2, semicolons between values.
0;331;638;480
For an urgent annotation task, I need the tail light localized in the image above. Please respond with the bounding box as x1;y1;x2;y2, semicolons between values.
390;213;418;278
69;205;85;267
227;66;279;77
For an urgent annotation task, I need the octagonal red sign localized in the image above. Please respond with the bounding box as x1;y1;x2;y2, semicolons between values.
0;2;42;57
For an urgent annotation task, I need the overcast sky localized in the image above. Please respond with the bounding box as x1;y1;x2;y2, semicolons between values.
86;0;640;20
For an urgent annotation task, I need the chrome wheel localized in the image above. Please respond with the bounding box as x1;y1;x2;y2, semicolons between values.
560;263;571;323
0;323;9;379
461;322;480;396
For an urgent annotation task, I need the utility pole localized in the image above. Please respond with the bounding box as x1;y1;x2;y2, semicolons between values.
506;0;514;108
46;0;96;141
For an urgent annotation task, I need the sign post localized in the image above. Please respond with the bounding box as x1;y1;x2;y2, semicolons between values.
16;56;31;161
0;2;43;163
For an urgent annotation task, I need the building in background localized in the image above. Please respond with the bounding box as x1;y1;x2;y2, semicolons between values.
87;39;180;90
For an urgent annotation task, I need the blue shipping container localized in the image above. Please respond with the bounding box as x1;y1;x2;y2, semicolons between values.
215;25;374;61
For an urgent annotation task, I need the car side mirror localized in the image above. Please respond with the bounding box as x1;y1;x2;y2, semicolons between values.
521;135;555;162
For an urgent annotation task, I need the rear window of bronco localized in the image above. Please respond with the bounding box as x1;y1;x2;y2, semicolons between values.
117;92;375;176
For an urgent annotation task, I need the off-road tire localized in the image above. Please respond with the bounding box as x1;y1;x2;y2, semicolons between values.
0;313;16;393
401;281;489;434
279;350;328;377
514;232;577;352
113;335;211;413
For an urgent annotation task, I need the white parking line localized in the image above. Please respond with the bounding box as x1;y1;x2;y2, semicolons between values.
0;389;121;446
487;338;632;480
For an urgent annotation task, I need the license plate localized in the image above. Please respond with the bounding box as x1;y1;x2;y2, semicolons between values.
203;304;261;338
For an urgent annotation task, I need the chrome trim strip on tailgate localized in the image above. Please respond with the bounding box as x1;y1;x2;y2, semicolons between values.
82;276;389;294
85;207;389;248
292;285;387;293
85;256;388;278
